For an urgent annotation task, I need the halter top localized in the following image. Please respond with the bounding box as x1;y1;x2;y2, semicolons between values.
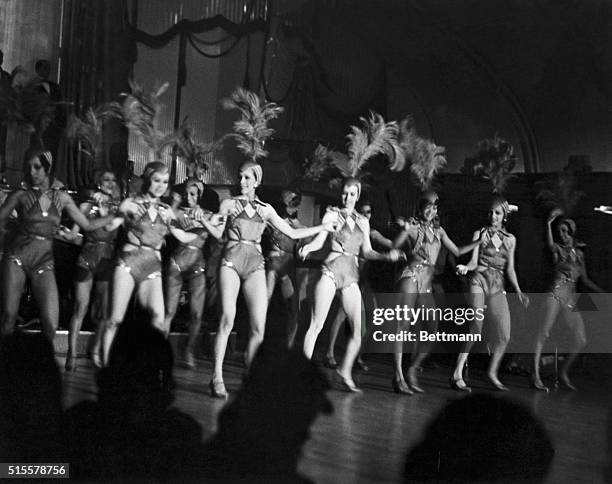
552;243;584;282
225;198;267;243
84;194;118;243
477;227;512;272
15;188;64;239
125;199;170;249
402;220;442;267
328;207;364;257
175;208;212;249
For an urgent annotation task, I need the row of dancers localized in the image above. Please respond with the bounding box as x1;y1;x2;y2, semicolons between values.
0;147;604;398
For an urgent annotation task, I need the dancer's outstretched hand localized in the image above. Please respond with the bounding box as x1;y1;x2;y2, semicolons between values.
456;264;469;275
299;244;312;260
518;292;530;308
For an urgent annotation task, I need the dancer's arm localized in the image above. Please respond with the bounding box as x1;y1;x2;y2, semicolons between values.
264;204;335;240
456;230;481;275
61;193;113;231
546;209;562;262
579;252;605;293
440;227;483;257
358;218;401;262
371;229;393;249
298;209;337;259
392;220;417;248
0;191;21;249
505;235;529;307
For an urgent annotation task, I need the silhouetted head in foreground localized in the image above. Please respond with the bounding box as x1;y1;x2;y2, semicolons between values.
0;332;63;461
404;394;554;483
204;339;332;482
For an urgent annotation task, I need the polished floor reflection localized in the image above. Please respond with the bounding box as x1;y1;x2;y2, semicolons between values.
62;350;610;484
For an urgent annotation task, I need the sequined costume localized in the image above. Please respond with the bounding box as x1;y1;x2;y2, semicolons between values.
397;220;444;293
116;201;170;284
266;217;299;278
221;198;267;280
166;209;210;287
549;243;584;309
6;188;64;277
469;228;512;296
321;207;364;290
76;201;118;282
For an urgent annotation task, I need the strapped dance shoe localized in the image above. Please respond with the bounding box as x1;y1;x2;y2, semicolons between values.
335;370;362;393
531;378;550;393
392;378;414;395
449;377;472;392
407;367;425;394
209;380;228;399
323;355;339;369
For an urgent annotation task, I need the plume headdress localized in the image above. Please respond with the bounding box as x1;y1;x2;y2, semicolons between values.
107;79;178;161
221;87;283;163
395;116;447;190
175;117;227;176
467;135;517;194
302;111;402;190
535;171;584;216
65;106;110;166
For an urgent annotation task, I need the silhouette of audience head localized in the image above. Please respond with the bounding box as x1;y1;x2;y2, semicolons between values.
404;394;554;483
97;310;175;424
204;339;332;482
0;332;63;461
35;59;51;79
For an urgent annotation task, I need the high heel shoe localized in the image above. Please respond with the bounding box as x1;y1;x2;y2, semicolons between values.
335;370;362;393
407;367;424;393
488;376;509;392
64;355;77;372
392;378;414;395
449;377;472;392
531;378;549;392
209;380;228;399
559;375;577;391
184;352;196;370
323;355;338;369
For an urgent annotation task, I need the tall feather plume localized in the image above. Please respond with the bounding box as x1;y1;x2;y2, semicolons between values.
65;106;109;163
535;171;585;215
0;78;58;137
106;79;178;160
468;135;517;194
346;111;399;176
398;116;447;189
221;87;283;162
174;118;227;174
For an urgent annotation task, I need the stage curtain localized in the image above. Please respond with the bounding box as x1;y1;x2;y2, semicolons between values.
56;0;134;188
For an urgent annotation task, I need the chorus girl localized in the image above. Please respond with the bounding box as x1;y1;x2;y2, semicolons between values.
0;147;114;341
532;209;603;391
209;162;335;399
451;196;529;392
300;178;402;393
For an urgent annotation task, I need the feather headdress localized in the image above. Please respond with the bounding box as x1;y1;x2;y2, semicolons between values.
174;118;226;174
535;171;584;215
65;106;109;163
396;116;447;189
221;87;283;162
107;79;178;161
468;135;517;194
0;78;58;138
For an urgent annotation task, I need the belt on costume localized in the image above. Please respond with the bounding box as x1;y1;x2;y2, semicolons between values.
227;239;261;247
330;249;358;257
124;242;160;252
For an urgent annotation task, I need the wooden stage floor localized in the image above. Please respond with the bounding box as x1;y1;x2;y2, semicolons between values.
61;349;611;484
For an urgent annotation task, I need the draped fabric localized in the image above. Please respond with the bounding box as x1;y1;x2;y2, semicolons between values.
56;0;134;188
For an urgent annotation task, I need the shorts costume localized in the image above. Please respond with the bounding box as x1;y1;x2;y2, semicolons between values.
469;227;512;297
76;199;118;282
6;188;64;278
116;200;170;284
549;242;584;309
397;220;444;293
321;207;364;290
266;217;298;278
221;198;267;280
166;209;210;287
